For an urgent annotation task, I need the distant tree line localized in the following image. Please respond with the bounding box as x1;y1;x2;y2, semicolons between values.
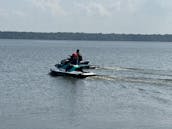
0;31;172;42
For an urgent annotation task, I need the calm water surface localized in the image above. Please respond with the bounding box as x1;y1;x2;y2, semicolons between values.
0;39;172;129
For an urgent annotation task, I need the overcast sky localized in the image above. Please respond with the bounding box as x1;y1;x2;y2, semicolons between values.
0;0;172;34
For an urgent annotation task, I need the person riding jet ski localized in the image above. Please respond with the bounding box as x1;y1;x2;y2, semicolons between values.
71;49;82;65
65;49;83;71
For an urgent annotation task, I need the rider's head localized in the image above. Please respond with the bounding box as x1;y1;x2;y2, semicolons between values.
76;49;79;53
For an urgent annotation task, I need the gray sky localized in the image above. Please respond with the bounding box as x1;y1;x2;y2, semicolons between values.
0;0;172;34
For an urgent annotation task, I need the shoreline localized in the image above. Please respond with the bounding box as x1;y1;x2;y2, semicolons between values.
0;31;172;42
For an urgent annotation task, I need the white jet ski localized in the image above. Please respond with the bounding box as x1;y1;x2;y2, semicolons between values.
50;65;96;78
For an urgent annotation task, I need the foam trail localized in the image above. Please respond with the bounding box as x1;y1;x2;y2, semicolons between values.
89;75;172;86
96;66;172;77
95;66;127;71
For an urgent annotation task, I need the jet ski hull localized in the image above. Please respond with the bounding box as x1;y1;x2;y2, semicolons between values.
50;68;96;78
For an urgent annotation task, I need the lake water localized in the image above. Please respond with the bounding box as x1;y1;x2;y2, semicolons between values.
0;39;172;129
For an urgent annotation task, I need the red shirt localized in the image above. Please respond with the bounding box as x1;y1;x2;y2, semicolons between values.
72;52;78;59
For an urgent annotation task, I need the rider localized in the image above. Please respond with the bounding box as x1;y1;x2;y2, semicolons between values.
76;49;82;63
65;49;83;71
71;49;82;65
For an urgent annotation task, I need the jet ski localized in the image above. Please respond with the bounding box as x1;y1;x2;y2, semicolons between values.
50;64;96;78
50;55;97;78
